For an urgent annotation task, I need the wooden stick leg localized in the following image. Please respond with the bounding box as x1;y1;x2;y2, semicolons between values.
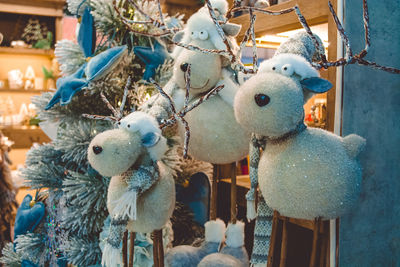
210;164;219;221
267;211;280;267
335;218;340;267
319;226;328;267
230;162;237;224
129;232;135;267
153;231;159;267
279;218;289;267
122;230;128;267
153;230;164;267
309;218;321;267
157;230;165;267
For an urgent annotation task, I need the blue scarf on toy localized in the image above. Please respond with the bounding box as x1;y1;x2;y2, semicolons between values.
105;162;160;250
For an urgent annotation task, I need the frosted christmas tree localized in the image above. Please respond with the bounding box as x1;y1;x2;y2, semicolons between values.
0;1;208;266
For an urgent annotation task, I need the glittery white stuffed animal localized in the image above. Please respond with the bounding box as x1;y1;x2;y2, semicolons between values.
88;111;175;267
234;53;366;220
143;0;250;164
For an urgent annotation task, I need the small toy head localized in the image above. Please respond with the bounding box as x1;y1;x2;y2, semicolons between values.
88;112;167;177
172;9;241;94
234;54;332;138
201;0;229;19
173;38;222;94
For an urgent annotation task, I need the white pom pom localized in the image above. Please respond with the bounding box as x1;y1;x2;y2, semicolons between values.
225;221;245;248
246;200;257;221
110;190;137;221
102;243;122;267
205;219;226;243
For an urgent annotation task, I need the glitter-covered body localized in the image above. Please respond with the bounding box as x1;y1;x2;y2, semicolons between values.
258;127;362;220
87;112;176;266
168;9;249;164
178;94;250;164
234;54;365;221
107;162;175;233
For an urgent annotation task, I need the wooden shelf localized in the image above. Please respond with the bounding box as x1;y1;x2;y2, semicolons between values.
230;0;329;38
0;88;50;93
0;0;65;17
0;125;40;130
0;47;55;57
0;125;51;149
221;175;250;189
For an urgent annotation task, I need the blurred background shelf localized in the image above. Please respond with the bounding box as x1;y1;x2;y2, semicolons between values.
230;0;328;38
0;88;50;93
0;47;55;57
0;125;50;149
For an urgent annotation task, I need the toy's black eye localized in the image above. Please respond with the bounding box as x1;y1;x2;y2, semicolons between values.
254;94;270;107
117;122;121;125
283;66;287;70
92;146;103;155
180;63;189;72
127;124;130;128
272;67;276;70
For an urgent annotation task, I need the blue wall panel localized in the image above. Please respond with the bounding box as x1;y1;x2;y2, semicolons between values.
340;1;400;266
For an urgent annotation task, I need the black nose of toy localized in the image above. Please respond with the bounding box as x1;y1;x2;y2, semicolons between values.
92;146;103;155
254;94;270;107
180;63;189;72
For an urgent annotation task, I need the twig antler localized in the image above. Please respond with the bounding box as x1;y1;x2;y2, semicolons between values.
115;0;399;74
228;0;400;74
205;0;237;64
112;0;179;37
313;0;398;74
83;67;224;158
149;65;224;158
82;76;132;122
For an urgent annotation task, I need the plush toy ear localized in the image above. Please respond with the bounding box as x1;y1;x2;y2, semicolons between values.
172;31;185;43
222;23;242;37
141;132;161;147
300;77;332;93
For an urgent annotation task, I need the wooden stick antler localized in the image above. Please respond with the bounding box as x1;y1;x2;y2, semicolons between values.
228;0;400;74
149;65;224;158
82;76;132;122
313;0;399;74
115;0;399;74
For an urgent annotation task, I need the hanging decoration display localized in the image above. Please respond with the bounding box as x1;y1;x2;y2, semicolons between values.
1;0;399;266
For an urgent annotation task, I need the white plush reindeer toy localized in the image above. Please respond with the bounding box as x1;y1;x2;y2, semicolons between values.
234;53;366;220
88;111;175;267
143;0;251;164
